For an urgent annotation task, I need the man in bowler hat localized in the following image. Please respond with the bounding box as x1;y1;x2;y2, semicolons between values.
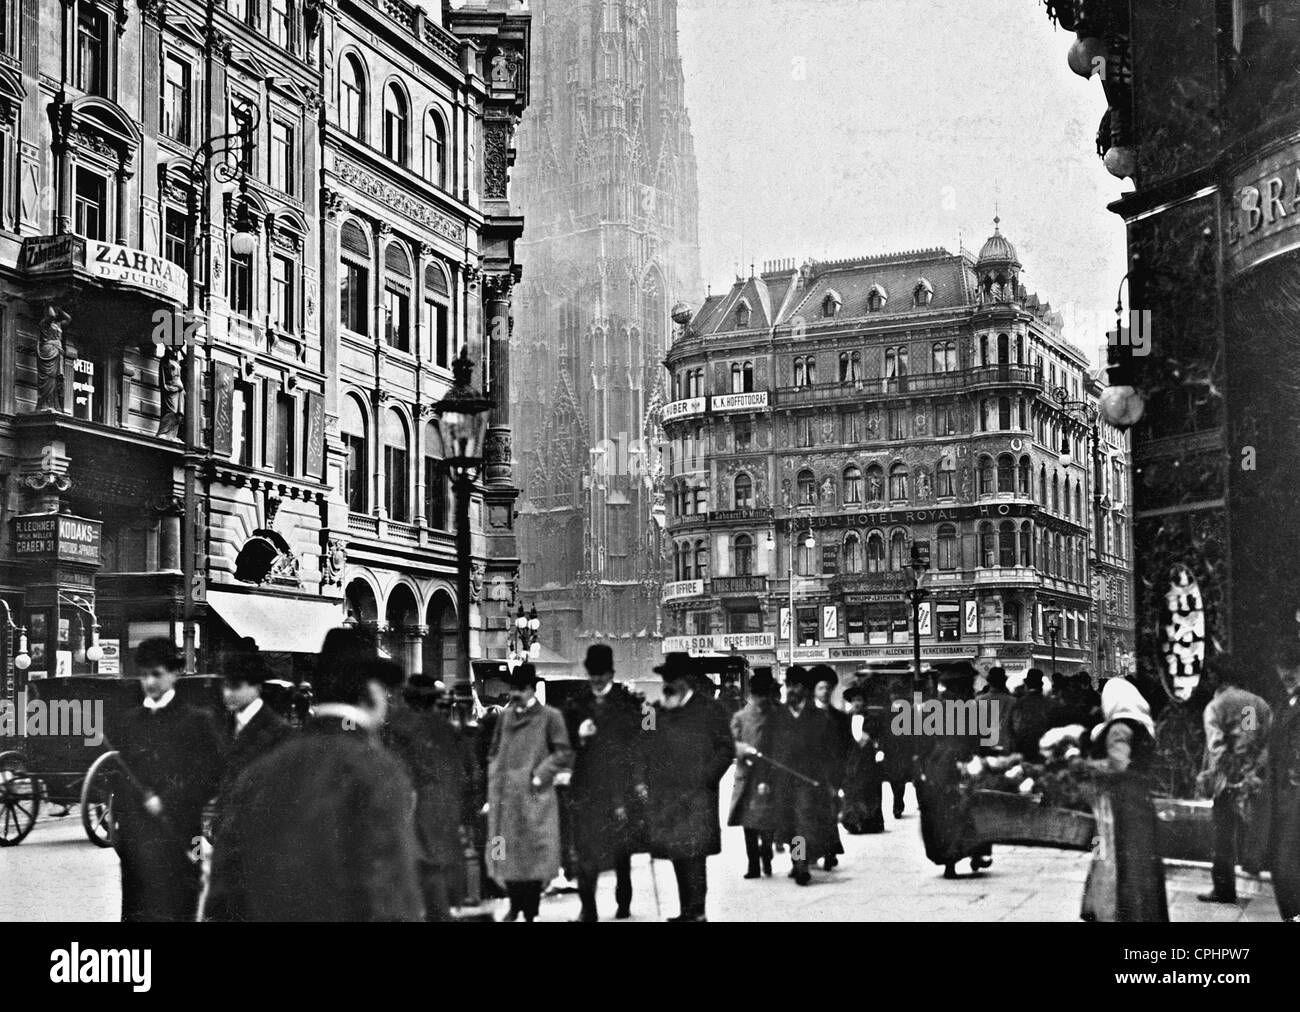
114;638;224;922
644;653;735;921
563;643;648;921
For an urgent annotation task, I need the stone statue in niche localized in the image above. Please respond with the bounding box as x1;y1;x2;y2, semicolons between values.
865;410;880;437
916;470;933;501
157;348;185;440
821;415;835;443
914;413;928;436
868;473;884;502
781;478;793;508
959;466;974;502
820;476;836;506
36;306;74;412
490;47;522;88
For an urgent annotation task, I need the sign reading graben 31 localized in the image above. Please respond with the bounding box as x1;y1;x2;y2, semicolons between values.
12;514;102;566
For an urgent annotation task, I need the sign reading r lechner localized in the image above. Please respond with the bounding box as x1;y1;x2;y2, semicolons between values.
13;513;102;565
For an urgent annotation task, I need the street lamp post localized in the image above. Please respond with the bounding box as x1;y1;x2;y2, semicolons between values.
56;593;102;675
178;105;260;676
1053;386;1105;676
907;544;930;692
1045;605;1062;677
770;519;814;679
0;601;31;709
431;348;493;725
508;604;541;665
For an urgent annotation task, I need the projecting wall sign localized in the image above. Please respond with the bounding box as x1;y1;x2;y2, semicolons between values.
1227;138;1300;275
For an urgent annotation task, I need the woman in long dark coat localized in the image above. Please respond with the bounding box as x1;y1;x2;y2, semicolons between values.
878;673;916;818
840;684;885;834
728;668;779;878
769;667;837;886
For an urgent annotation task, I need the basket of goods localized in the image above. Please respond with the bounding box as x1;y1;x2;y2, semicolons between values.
957;726;1097;852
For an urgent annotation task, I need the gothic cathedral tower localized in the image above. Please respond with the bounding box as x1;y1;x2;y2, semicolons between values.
511;0;701;673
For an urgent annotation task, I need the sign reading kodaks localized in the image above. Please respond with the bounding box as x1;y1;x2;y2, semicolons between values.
12;514;103;565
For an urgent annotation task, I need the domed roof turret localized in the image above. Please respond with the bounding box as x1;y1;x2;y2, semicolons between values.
976;216;1021;272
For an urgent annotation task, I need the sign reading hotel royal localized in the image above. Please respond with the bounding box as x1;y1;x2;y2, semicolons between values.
12;514;103;566
19;236;188;304
776;501;1036;531
1227;139;1300;275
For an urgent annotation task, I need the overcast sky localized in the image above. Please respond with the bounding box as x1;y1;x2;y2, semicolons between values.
675;0;1128;362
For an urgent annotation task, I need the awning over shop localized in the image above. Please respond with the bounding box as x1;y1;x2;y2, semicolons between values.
207;589;346;654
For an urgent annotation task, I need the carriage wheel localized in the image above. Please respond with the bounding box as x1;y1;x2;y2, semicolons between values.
0;750;40;847
81;751;120;849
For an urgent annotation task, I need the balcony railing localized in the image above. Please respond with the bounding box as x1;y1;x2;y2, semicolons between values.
775;365;1042;409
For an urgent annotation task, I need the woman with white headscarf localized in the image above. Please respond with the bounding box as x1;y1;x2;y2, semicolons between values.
1080;677;1168;921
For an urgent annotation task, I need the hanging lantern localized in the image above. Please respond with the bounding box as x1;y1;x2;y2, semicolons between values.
1103;145;1137;179
1067;35;1108;78
1098;384;1146;428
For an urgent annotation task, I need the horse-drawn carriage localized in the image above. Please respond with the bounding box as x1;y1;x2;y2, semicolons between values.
0;674;300;848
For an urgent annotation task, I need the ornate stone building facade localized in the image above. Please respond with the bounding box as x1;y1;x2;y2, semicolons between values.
661;235;1135;682
0;0;529;690
509;0;700;673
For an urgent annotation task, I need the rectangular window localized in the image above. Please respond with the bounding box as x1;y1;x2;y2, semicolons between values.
229;252;253;316
385;444;409;520
274;393;294;475
867;605;889;645
425;299;450;367
385;286;410;351
890;603;910;643
162;55;191;143
888;408;905;440
229;0;250;22
76;4;108;96
234;380;254;467
341;261;369;335
342;431;367;511
797;607;819;646
269;0;293;49
842;411;861;444
689;611;710;636
270;120;294;194
74;168;106;240
727;610;762;634
734;420;752;452
796;415;815;448
845;605;866;645
937;468;955;498
163;209;188;269
937;602;961;642
935;403;957;436
271;255;295;331
424;456;446;528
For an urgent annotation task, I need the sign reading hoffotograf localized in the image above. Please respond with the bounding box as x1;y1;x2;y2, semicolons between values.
711;391;769;413
1227;139;1300;275
776;501;1036;532
13;514;102;565
662;633;776;655
18;236;188;304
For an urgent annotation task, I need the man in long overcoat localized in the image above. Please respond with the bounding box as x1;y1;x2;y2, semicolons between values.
810;665;852;870
1008;668;1056;760
1266;637;1300;921
213;645;292;842
728;667;779;878
645;653;735;921
562;644;647;922
768;666;837;885
385;675;469;921
114;638;223;922
874;672;916;818
486;663;574;922
204;632;422;922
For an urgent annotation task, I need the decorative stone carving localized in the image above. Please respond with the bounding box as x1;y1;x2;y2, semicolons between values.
156;348;184;439
482;117;513;200
206;25;232;60
482;272;514;301
138;0;167;25
322;187;349;221
36;305;73;412
490;46;524;90
23;472;72;493
335;155;464;242
916;470;933;502
469;562;485;604
322;536;347;586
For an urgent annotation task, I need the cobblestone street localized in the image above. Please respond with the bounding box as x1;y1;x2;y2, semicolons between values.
1;773;1279;923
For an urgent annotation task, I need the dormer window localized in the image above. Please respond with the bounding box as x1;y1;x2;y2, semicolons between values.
867;284;888;313
822;289;842;319
735;298;752;329
913;279;934;307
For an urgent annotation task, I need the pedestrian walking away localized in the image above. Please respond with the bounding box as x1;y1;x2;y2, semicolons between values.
644;653;735;921
486;662;574;922
113;638;223;923
204;628;422;922
728;666;779;878
562;644;648;922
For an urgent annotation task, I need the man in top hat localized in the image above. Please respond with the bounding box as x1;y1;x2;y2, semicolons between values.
644;653;735;921
385;674;469;921
206;630;422;921
1008;668;1055;761
809;665;852;870
213;639;292;842
769;666;838;885
562;644;648;921
728;667;779;878
485;662;574;922
976;666;1015;753
114;638;224;922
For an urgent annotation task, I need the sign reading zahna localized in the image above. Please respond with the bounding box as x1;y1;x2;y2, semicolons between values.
18;235;188;304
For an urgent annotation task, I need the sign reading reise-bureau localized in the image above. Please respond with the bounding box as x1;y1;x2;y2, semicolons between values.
13;514;103;566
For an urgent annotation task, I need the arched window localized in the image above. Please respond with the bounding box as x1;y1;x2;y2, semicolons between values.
735;299;751;329
930;340;956;372
1066;536;1076;581
424;110;446;188
340;218;371;336
998;396;1012;430
383;240;413;352
862;463;883;502
1016;334;1025;364
1076;539;1086;580
423;420;448;529
843;531;863;573
822;291;841;318
1019;456;1031;495
1041;529;1051;573
341;55;366;140
731;362;743;392
341;394;368;512
937;524;958;570
384;83;409;164
742;361;754;391
979;455;995;495
914;279;934;307
383;409;410;521
797;536;817;577
889;463;908;501
997;453;1015;493
843;465;863;504
1074;485;1083;522
866;531;885;573
999;520;1016;567
1054;534;1064;575
695;539;709;581
979;522;995;567
889;530;907;571
937;455;956;498
733;534;754;576
1052;473;1060;513
884;346;908;378
793;357;805;387
997;332;1010;364
734;472;754;509
868;285;888;312
1039;465;1047;505
839;351;862;383
1004;603;1022;640
424;262;451;368
797;469;816;505
1020;521;1033;566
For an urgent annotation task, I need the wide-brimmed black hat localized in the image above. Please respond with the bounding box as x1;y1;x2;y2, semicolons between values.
503;662;541;688
403;673;445;709
653;652;696;681
584;644;614;675
808;664;838;689
784;665;817;690
748;669;777;697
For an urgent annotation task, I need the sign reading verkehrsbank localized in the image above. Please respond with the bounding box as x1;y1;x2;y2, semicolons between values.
13;514;103;565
